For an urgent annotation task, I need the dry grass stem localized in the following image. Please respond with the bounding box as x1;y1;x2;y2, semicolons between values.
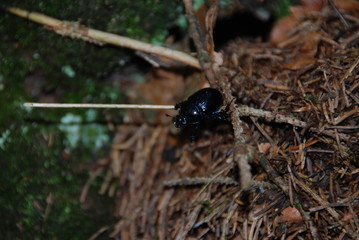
24;102;175;109
7;7;201;69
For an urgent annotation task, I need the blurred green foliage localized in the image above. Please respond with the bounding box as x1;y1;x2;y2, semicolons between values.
273;0;293;19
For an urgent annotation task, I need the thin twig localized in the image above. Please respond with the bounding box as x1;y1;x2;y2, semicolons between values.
24;102;175;109
250;116;275;145
259;154;289;194
163;176;238;187
24;101;306;126
7;7;201;69
328;0;350;29
238;104;307;128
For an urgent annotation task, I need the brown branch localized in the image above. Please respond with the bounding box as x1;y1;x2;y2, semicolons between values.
7;7;201;69
163;176;238;187
237;104;307;128
183;0;252;188
259;154;289;194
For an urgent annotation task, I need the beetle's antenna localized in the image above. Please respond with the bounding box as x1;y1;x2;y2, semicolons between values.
24;102;175;110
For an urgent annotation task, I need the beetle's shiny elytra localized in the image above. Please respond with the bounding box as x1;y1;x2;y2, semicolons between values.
173;88;227;128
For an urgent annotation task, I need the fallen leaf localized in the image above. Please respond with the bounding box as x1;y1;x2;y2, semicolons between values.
270;0;325;44
300;0;325;11
273;206;303;229
258;142;271;154
333;0;359;11
270;16;299;44
300;32;321;56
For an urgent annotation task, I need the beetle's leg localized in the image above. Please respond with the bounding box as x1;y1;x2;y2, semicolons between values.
189;121;203;142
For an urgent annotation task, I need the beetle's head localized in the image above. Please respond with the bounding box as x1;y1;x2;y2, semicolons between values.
173;115;187;128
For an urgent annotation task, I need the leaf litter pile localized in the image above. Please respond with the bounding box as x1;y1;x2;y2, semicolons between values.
84;1;359;239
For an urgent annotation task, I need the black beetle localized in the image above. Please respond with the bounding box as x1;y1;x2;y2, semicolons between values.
173;88;227;129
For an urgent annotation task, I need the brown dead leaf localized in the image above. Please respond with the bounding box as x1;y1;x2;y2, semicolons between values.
270;16;299;44
125;68;186;124
258;142;271;154
138;68;185;105
291;0;325;19
300;0;325;11
286;139;319;151
300;32;321;56
333;0;359;11
290;6;309;20
273;206;303;229
270;0;325;44
283;31;321;69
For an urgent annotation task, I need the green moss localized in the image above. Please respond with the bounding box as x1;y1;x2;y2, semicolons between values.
0;0;190;238
3;0;184;44
0;1;176;239
272;0;293;19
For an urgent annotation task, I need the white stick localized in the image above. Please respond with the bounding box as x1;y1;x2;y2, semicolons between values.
24;102;175;109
